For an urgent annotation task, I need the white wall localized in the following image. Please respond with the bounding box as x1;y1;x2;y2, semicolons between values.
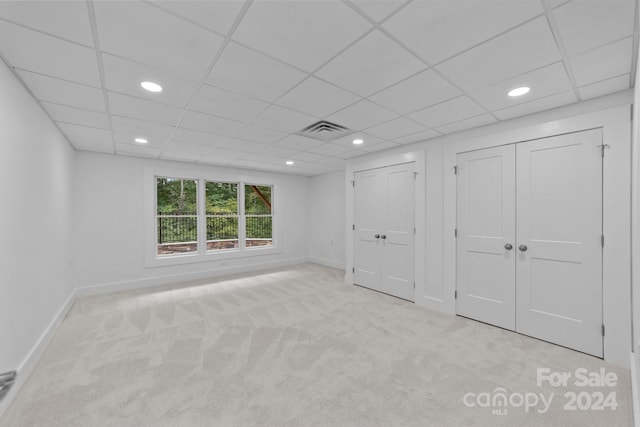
308;170;345;269
73;152;310;292
632;4;640;358
0;59;75;413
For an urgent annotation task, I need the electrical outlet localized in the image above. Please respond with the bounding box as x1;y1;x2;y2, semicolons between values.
0;371;16;401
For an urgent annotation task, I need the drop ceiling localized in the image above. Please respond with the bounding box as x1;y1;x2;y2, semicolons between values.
0;0;636;176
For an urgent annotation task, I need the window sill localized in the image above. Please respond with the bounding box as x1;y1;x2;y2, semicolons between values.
145;245;282;268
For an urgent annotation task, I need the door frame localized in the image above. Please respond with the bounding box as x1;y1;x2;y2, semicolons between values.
345;150;426;302
442;105;631;366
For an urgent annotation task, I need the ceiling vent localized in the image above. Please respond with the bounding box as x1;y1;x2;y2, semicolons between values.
296;120;353;142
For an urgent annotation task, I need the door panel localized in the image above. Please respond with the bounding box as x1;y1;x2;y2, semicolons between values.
381;164;415;300
354;170;383;292
456;145;516;330
515;129;603;357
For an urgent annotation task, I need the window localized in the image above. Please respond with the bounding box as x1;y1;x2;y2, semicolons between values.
206;181;239;251
156;177;198;255
245;184;273;248
147;168;279;266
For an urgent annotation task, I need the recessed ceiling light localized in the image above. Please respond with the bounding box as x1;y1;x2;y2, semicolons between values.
141;81;162;92
353;138;364;145
134;138;148;144
508;86;530;97
286;160;294;165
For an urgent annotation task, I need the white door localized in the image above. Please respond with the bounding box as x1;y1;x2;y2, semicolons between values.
353;163;415;301
456;145;516;330
354;169;384;293
380;163;415;300
515;130;603;357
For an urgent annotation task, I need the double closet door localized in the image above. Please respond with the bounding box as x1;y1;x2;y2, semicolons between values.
353;163;415;301
456;129;603;357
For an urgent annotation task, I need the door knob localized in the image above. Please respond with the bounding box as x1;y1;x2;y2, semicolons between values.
504;243;513;250
519;245;528;252
374;234;380;239
381;234;387;240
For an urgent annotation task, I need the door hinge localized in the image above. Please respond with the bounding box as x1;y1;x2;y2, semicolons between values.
453;165;458;175
598;144;610;158
454;228;458;237
352;224;355;231
351;180;355;187
414;226;416;234
601;235;604;247
631;105;634;121
602;324;605;336
455;290;458;299
413;281;415;289
413;172;418;179
352;267;355;273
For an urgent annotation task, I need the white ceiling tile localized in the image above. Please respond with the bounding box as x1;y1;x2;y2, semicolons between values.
409;96;486;128
191;84;268;122
94;1;223;80
435;113;497;134
101;54;199;108
554;0;635;56
290;152;327;162
0;1;93;46
338;150;366;159
172;128;224;148
261;145;298;159
0;20;100;86
111;116;174;147
199;148;249;164
275;135;325;151
570;37;633;87
152;0;244;35
370;69;461;115
216;138;267;153
365;117;426;140
115;143;162;159
361;140;403;151
383;0;543;64
326;100;398;130
493;91;578;120
44;102;109;130
165;140;211;155
392;129;441;145
329;132;385;149
17;70;106;112
351;0;409;23
57;122;113;153
579;74;630;100
108;92;184;126
471;62;573;111
180;110;243;137
315;30;426;97
549;0;572;8
207;42;307;102
315;156;347;167
276;77;361;118
160;150;203;163
250;105;318;133
231;124;288;144
306;143;355;156
232;1;371;72
436;17;560;91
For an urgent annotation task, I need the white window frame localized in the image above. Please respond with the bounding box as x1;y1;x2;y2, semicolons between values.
144;166;281;268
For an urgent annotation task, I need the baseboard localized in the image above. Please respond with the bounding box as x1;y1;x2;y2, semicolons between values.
632;352;640;427
75;257;311;297
309;256;345;271
0;289;76;420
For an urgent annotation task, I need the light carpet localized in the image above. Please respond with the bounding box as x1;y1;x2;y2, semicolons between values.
0;263;632;426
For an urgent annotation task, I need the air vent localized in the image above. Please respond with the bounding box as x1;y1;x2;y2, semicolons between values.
0;371;16;402
296;120;354;142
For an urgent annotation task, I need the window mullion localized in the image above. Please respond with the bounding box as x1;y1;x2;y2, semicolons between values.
197;179;206;255
238;182;246;251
